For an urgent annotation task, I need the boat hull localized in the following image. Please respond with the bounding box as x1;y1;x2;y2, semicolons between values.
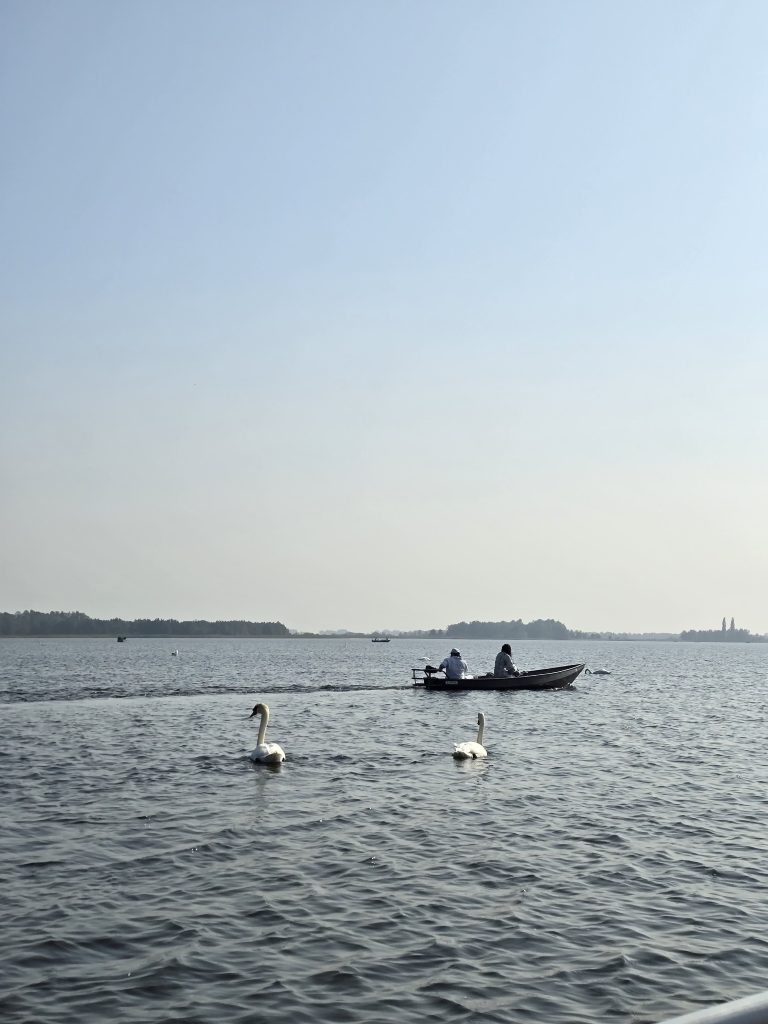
416;663;585;691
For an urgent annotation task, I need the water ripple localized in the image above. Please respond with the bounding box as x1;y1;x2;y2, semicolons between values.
3;637;768;1023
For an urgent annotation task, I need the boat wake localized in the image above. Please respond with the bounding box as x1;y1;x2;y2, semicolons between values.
3;683;415;704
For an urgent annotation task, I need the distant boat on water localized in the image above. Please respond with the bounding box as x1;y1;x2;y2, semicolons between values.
371;637;391;643
117;636;127;642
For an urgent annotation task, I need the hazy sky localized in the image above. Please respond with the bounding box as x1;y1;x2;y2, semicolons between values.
2;0;767;634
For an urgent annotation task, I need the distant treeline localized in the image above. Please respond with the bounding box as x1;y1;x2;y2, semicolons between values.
396;618;593;640
679;628;765;643
4;610;763;642
679;617;766;643
0;610;289;637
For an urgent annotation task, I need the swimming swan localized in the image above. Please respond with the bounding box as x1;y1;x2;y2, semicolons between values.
248;702;286;764
453;712;487;760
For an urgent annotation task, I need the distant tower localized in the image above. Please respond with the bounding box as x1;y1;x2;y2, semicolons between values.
730;617;736;631
721;617;727;632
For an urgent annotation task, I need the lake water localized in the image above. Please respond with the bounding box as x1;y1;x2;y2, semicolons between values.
2;637;768;1023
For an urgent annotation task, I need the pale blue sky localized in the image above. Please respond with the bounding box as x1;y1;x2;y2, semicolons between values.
2;1;767;633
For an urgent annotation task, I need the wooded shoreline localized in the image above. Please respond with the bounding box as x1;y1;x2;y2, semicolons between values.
2;611;765;641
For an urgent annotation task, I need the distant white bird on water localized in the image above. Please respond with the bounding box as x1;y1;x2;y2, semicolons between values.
453;712;487;760
171;649;178;656
248;702;286;764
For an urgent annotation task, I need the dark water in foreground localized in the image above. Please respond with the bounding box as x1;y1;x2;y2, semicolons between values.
2;637;768;1024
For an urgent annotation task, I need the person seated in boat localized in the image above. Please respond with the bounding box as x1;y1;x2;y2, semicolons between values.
438;648;469;680
493;643;519;677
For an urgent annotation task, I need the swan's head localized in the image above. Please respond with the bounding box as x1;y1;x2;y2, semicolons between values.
249;702;267;718
477;713;485;726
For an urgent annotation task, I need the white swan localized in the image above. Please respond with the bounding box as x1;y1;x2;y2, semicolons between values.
248;703;286;764
453;712;487;760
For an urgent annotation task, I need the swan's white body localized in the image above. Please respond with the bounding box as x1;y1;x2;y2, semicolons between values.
453;712;487;759
248;702;286;764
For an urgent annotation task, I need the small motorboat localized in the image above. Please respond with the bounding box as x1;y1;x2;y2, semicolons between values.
371;637;391;643
116;636;127;642
411;663;585;691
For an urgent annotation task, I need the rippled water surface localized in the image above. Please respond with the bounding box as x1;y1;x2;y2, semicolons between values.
2;637;768;1023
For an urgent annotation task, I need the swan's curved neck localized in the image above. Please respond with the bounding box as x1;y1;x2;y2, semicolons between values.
476;715;485;745
257;706;269;745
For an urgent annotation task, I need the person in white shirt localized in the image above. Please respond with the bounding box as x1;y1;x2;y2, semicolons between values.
493;643;518;677
439;648;468;680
